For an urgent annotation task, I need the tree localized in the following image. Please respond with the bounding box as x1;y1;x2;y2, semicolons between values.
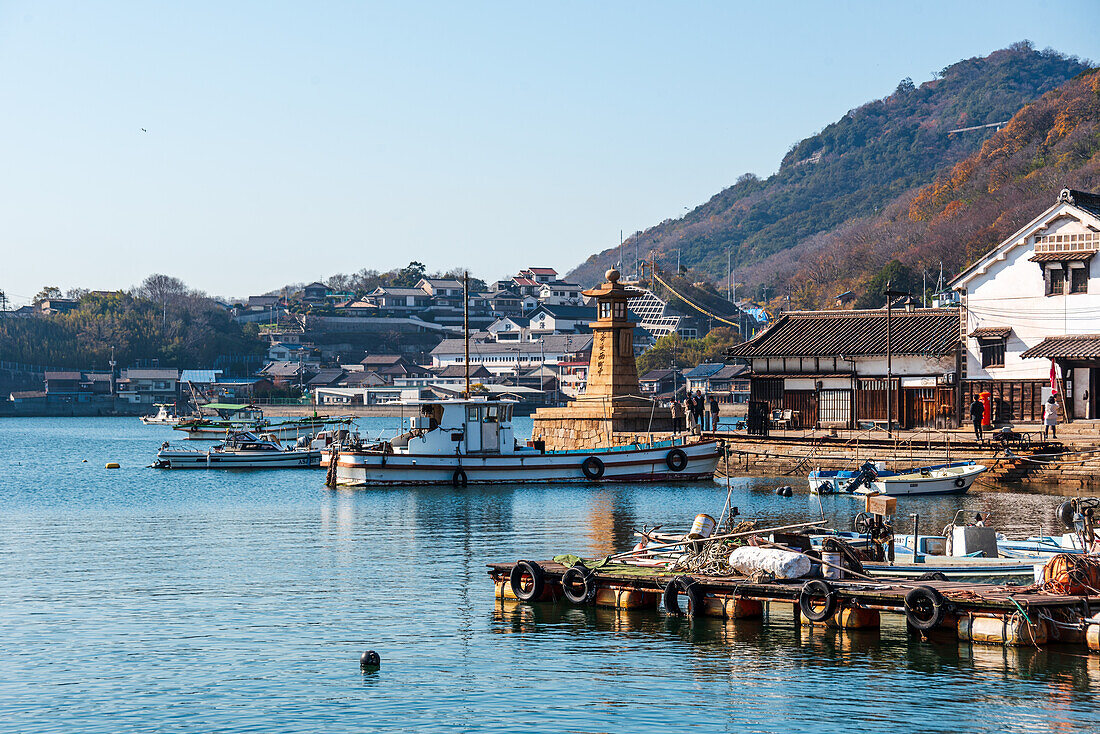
855;260;920;308
393;262;427;287
138;274;190;305
33;286;62;305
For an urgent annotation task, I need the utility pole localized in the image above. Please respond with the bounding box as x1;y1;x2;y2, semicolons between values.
727;250;731;301
883;283;911;438
463;271;470;399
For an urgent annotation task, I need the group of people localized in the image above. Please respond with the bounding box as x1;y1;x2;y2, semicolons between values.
969;394;1060;441
670;391;721;434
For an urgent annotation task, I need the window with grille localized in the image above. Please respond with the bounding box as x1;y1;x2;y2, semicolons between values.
979;337;1006;368
1045;265;1064;295
1070;265;1089;294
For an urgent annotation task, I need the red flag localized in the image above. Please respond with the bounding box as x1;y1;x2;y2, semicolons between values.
1050;360;1059;395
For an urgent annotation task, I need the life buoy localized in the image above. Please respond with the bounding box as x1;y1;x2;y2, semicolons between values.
662;576;702;617
904;585;946;631
798;579;837;622
953;477;966;489
561;564;597;605
452;469;468;487
581;456;605;480
666;448;688;472
509;560;545;601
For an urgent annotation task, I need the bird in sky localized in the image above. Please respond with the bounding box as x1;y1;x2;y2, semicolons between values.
140;128;147;132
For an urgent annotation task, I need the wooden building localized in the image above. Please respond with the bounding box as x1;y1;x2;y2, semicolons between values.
727;308;961;429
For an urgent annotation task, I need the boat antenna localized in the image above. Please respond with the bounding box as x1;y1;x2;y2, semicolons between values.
463;270;470;399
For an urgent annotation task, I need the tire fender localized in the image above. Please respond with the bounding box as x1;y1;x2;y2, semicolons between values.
581;456;605;480
904;585;946;631
561;564;597;605
666;448;689;472
799;579;837;622
663;576;703;617
509;560;546;602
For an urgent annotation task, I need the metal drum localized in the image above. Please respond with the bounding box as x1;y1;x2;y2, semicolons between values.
688;513;716;540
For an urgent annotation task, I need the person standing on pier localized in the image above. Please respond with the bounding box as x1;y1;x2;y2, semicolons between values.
671;399;684;434
969;396;986;441
693;390;705;433
682;394;696;434
708;393;720;432
1043;395;1059;440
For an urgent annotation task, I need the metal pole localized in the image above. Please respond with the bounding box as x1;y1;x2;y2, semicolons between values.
887;290;893;438
463;271;470;399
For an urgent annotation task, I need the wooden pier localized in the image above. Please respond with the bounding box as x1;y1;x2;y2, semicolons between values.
488;560;1100;649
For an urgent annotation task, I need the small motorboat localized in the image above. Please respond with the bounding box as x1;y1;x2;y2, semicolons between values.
809;459;986;496
153;431;321;469
141;404;183;426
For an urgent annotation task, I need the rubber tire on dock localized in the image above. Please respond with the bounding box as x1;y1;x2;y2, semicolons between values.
509;560;546;602
663;576;702;617
581;456;605;480
917;571;948;582
798;579;837;622
903;585;946;631
665;448;688;472
452;469;468;487
561;563;597;605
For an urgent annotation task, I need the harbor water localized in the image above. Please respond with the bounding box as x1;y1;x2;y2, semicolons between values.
2;417;1099;733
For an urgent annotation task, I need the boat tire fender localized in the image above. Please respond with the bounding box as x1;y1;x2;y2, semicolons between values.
903;585;946;631
917;571;949;582
509;560;545;602
666;448;688;472
452;469;468;487
561;564;597;605
1057;500;1075;529
581;456;605;480
953;477;966;489
663;576;702;617
799;579;837;622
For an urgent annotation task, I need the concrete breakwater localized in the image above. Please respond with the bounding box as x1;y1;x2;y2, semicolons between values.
712;433;1100;490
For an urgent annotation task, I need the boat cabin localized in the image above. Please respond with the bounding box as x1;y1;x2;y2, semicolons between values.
204;403;264;421
393;399;521;455
219;432;282;451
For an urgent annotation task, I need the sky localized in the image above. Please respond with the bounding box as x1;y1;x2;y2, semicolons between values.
1;1;1098;304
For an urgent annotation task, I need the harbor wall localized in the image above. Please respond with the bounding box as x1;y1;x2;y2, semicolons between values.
532;404;675;450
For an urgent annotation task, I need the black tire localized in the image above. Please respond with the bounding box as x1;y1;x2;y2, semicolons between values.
509;560;545;602
452;469;468;487
917;571;949;582
799;579;837;622
904;585;946;631
561;565;597;605
662;576;703;617
665;448;688;472
1057;500;1076;530
581;456;605;480
953;477;966;489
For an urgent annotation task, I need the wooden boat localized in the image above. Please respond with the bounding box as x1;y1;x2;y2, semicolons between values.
322;398;720;486
173;403;352;440
153;431;321;469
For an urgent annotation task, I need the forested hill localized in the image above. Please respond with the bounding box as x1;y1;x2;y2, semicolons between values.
568;44;1090;289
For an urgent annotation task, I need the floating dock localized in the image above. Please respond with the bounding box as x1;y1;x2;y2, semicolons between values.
488;560;1100;649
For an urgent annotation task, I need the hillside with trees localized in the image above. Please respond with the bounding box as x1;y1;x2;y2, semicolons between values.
568;44;1091;299
0;275;265;371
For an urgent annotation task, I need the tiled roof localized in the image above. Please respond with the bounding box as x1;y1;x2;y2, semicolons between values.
1021;334;1100;359
1063;189;1100;219
10;390;46;399
969;327;1011;339
306;369;346;386
526;268;558;275
512;277;539;287
360;354;405;366
123;369;180;379
431;334;593;356
709;364;749;380
1028;251;1096;263
435;364;492;378
683;363;726;379
44;371;82;381
728;308;960;358
640;369;678;381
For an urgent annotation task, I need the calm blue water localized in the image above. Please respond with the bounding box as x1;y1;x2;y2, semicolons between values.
1;417;1098;733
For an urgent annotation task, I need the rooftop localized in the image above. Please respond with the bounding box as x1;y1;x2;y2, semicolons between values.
728;308;960;359
1021;334;1100;360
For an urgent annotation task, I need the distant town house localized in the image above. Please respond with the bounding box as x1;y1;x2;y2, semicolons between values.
117;369;181;405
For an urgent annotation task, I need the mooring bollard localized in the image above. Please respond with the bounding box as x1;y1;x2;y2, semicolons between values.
360;650;380;670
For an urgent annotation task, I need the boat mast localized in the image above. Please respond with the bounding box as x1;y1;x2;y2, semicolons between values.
464;270;470;399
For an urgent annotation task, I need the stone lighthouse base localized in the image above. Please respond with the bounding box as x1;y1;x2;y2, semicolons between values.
531;400;675;451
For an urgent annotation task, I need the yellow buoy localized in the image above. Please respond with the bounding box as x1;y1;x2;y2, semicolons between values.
105;462;120;469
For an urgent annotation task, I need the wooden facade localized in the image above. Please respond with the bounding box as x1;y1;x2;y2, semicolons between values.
962;380;1047;423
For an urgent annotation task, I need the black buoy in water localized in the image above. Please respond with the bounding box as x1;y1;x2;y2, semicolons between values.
360;650;381;670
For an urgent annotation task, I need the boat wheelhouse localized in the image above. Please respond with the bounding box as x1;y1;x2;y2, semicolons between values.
323;398;720;486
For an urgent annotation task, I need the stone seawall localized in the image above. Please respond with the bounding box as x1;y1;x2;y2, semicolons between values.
713;434;1100;490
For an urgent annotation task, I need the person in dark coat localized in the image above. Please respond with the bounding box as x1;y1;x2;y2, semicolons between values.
969;397;986;441
708;394;720;432
693;390;706;432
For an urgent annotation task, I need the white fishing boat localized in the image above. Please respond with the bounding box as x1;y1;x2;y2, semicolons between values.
322;398;720;486
153;431;321;469
141;404;183;426
173;403;352;440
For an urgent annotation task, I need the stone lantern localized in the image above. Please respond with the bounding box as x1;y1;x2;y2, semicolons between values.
530;268;673;450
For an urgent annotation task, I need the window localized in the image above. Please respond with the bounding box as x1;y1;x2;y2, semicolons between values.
613;301;626;319
1070;264;1089;294
979;337;1006;368
598;301;612;319
1045;265;1064;296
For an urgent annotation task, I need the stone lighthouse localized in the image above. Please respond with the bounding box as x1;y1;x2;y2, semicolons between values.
531;269;673;449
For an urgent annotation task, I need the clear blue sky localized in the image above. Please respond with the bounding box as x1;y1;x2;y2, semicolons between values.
1;1;1097;303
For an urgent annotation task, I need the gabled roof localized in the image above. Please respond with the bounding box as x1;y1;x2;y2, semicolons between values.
528;304;596;320
431;334;593;356
435;364;493;378
511;277;539;287
728;308;960;359
1021;334;1100;360
306;369;346;386
369;287;427;297
525;267;558;275
10;390;47;400
709;364;749;380
640;369;678;381
260;361;311;377
360;354;406;366
951;188;1100;287
419;278;463;289
303;281;328;289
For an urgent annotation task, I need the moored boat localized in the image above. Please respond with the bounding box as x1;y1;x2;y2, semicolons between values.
174;403;353;440
141;404;184;426
322;398;720;486
809;459;986;496
153;431;321;469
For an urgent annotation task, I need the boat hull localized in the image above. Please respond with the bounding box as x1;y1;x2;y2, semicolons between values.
871;464;986;496
155;450;321;469
324;441;721;486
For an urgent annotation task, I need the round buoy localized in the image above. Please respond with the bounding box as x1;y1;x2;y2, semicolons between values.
105;462;120;469
360;650;380;670
82;459;88;463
